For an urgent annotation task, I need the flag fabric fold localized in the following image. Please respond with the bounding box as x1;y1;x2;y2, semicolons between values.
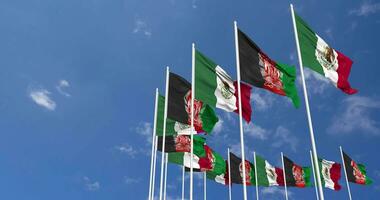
294;12;357;94
237;29;300;108
195;50;252;122
157;135;205;153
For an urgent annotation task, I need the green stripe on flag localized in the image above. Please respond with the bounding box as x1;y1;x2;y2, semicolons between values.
295;13;324;75
358;164;373;185
255;155;270;186
195;50;218;107
276;63;300;108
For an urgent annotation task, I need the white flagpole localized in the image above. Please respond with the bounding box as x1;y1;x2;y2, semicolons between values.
228;148;232;200
190;43;195;200
182;165;185;200
204;172;207;200
310;150;320;200
163;153;168;200
149;89;159;200
340;146;353;200
253;152;259;200
290;4;325;200
281;152;289;200
233;20;248;200
159;67;170;200
151;136;158;200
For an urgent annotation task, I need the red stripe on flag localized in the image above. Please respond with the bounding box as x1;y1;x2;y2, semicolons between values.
233;81;252;123
275;167;285;186
336;51;358;95
331;163;342;190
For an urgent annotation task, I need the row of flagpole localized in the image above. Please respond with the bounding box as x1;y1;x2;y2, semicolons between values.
146;4;358;200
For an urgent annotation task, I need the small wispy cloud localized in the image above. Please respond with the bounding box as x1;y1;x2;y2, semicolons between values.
328;96;380;135
244;123;269;140
324;28;333;39
56;79;71;97
133;19;152;37
349;1;380;16
261;187;293;198
271;126;298;152
301;68;330;94
136;122;153;144
251;91;276;111
29;88;56;111
124;177;141;184
191;0;197;9
83;176;100;191
114;143;138;158
212;119;224;135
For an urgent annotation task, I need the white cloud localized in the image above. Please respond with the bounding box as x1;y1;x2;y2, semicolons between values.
324;28;333;39
136;122;153;144
271;126;298;152
261;187;293;198
124;177;141;184
250;91;275;111
29;88;56;111
115;143;138;158
349;2;380;16
133;19;152;37
56;79;71;97
212;119;224;135
301;68;330;94
83;176;100;191
244;123;269;140
328;96;380;135
191;0;197;8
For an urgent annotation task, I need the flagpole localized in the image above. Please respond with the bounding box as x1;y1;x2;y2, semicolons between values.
190;42;195;200
233;20;248;200
290;4;325;200
151;135;158;200
281;152;288;200
159;67;170;200
340;146;353;200
163;153;168;200
204;172;207;200
182;165;185;200
228;148;232;200
149;89;159;200
310;150;320;200
253;152;259;200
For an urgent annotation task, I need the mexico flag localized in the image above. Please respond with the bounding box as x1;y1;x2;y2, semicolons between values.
283;156;312;188
206;160;229;186
294;12;357;94
156;95;194;136
255;154;284;187
342;151;372;185
318;158;342;190
157;135;205;153
168;142;207;170
167;72;219;134
237;29;300;108
195;50;252;122
229;152;256;185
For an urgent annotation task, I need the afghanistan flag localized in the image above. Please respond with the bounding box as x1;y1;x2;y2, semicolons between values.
195;50;252;122
294;12;357;94
237;29;300;108
168;72;219;134
255;154;284;187
318;158;342;190
157;135;205;153
283;156;311;187
168;142;207;170
342;151;372;185
156;95;194;136
229;152;255;185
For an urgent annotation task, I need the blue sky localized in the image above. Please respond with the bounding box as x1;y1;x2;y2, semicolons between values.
0;0;379;199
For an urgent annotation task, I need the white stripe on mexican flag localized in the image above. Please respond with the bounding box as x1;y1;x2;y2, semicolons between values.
215;66;237;112
295;12;357;94
256;154;284;186
319;159;342;190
